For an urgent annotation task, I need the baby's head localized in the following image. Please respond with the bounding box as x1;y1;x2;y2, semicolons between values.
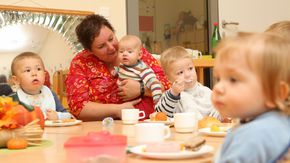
265;20;290;39
118;35;142;66
212;32;290;119
11;52;46;95
160;46;197;89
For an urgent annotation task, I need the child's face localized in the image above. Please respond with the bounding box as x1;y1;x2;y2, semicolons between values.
118;44;141;66
166;58;197;90
12;58;45;95
212;54;268;119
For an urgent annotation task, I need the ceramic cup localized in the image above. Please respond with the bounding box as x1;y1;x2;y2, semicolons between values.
135;123;171;144
121;109;145;125
174;112;197;133
186;49;202;59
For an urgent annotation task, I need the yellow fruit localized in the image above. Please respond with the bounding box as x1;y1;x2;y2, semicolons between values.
210;124;220;132
198;116;221;129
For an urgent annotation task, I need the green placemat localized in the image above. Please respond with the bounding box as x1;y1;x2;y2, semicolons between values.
0;139;53;154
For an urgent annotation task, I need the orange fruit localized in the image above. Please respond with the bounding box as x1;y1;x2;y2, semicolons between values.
7;138;28;149
155;112;167;121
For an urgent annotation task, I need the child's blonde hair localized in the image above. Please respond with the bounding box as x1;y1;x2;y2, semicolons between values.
265;20;290;39
160;46;192;76
119;35;142;49
11;52;44;75
214;32;290;115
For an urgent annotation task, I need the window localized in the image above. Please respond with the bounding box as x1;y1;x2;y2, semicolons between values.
127;0;210;55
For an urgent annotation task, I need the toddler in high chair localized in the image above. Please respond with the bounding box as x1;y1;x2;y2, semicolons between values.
155;46;220;119
11;52;73;120
114;35;162;104
212;32;290;162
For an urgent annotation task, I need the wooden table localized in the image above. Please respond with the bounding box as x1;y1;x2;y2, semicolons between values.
193;57;215;85
0;121;224;163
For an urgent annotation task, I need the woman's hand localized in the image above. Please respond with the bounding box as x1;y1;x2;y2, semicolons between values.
115;98;142;118
117;79;141;101
46;109;58;120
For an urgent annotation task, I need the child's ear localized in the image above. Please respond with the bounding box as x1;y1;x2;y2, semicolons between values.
279;81;289;101
138;50;143;59
266;81;290;108
11;75;20;85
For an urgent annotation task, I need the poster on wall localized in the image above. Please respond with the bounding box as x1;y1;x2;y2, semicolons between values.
139;16;153;32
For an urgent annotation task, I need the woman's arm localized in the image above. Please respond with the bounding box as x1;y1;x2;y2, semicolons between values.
79;99;141;121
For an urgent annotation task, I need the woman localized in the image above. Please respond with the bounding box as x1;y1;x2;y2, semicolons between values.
66;14;170;121
0;74;13;96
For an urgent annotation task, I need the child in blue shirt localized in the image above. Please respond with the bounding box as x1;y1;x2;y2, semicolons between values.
212;32;290;163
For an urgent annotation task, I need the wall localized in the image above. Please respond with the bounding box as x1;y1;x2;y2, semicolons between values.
0;0;127;79
39;31;72;74
219;0;290;35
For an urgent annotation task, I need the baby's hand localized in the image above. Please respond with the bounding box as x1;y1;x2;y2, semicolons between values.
46;109;58;120
171;79;185;96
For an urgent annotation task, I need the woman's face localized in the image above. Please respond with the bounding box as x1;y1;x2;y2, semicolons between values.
90;26;119;64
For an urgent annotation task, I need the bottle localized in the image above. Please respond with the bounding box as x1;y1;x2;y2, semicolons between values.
211;22;221;58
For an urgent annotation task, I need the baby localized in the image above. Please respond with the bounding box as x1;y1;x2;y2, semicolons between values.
155;46;220;119
11;52;73;120
212;32;290;162
265;20;290;39
114;35;162;104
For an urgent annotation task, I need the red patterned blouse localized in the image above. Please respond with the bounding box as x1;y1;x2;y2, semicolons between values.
66;48;170;118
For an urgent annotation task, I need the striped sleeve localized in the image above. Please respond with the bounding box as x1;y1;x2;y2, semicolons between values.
155;90;180;118
139;68;162;104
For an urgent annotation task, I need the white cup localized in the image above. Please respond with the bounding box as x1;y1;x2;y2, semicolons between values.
121;109;145;125
186;49;202;59
174;113;197;133
135;123;171;145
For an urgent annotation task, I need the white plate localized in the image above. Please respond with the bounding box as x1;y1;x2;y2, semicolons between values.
130;144;214;160
45;120;82;127
143;118;174;125
198;127;230;137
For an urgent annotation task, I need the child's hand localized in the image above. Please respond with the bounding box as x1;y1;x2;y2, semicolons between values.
46;109;58;120
171;79;185;96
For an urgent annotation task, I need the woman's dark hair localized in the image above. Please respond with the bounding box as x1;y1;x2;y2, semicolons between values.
76;14;115;51
0;74;7;83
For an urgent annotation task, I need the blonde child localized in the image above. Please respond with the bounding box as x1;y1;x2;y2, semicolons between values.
212;33;290;162
155;46;220;119
265;20;290;39
11;52;73;120
115;35;162;104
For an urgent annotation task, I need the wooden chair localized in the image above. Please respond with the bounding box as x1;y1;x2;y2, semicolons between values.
193;57;215;85
53;69;69;108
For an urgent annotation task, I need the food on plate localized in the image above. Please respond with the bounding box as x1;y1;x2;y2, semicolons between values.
7;138;28;149
62;119;76;123
52;119;76;123
149;112;168;121
145;142;183;153
183;136;206;151
210;124;220;132
198;116;221;129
